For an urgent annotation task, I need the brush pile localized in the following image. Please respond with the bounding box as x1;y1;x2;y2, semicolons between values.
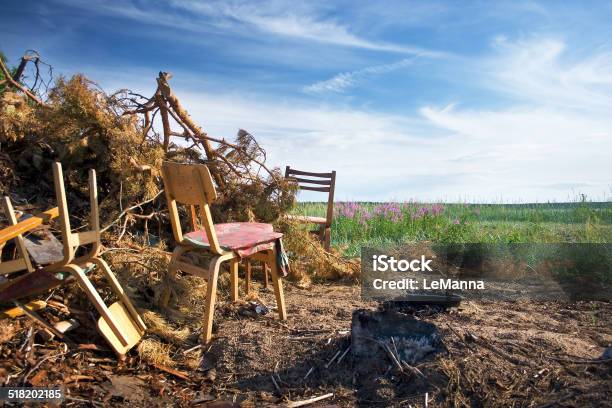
0;51;356;280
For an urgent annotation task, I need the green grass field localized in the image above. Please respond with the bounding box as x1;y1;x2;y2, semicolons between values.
291;201;612;257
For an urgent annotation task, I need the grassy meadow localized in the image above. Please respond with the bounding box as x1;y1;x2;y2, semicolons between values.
291;201;612;257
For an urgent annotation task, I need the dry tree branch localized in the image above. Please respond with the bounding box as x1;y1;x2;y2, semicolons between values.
155;71;225;186
0;56;44;105
101;189;165;233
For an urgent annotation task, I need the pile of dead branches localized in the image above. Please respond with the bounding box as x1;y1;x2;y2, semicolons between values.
0;51;357;288
1;52;295;230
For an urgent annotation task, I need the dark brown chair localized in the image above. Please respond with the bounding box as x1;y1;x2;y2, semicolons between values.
284;166;336;251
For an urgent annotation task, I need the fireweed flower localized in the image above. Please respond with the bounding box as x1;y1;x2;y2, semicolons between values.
373;202;403;222
453;218;460;225
431;203;444;216
335;202;360;219
358;211;373;226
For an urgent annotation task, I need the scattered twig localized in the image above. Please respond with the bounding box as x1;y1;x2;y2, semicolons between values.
270;375;281;393
336;346;351;365
64;396;104;407
63;374;95;384
401;361;425;379
101;189;164;233
22;351;68;385
286;393;334;408
303;367;314;380
152;363;190;381
182;344;202;355
324;348;343;368
382;342;403;372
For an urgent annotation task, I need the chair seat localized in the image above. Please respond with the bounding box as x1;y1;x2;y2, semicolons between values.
286;214;327;224
184;222;282;258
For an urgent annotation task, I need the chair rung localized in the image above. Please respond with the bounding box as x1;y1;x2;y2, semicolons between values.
287;169;333;178
288;177;331;186
299;186;330;192
72;231;98;246
175;261;209;278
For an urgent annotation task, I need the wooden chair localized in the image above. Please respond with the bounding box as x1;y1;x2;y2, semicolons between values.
0;163;146;359
161;162;287;344
284;166;336;251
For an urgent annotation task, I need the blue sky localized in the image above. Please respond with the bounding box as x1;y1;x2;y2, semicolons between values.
2;0;612;202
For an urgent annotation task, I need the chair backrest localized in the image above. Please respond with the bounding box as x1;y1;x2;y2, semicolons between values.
285;166;336;226
161;162;223;254
51;162;102;268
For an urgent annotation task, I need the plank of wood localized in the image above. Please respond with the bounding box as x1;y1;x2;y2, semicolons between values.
0;300;47;318
0;207;59;245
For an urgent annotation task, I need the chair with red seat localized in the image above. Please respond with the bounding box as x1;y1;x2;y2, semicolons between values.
160;162;287;344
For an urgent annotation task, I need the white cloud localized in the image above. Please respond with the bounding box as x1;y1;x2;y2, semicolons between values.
416;36;612;201
53;0;443;57
304;58;415;94
488;37;612;112
170;0;445;56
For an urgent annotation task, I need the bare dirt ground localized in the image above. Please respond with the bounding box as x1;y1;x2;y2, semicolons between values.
1;281;611;407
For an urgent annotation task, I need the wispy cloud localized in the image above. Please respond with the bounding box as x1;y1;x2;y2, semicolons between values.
53;0;443;56
304;58;415;94
417;36;612;201
487;36;612;111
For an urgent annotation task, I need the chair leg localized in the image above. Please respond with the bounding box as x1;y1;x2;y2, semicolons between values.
62;264;129;347
160;246;185;307
202;255;227;344
318;223;326;243
244;261;251;295
324;227;331;252
263;262;269;288
230;258;239;302
267;250;287;320
91;258;147;334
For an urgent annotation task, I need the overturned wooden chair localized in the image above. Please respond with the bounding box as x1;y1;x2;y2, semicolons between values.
161;162;287;344
0;163;146;359
284;166;336;251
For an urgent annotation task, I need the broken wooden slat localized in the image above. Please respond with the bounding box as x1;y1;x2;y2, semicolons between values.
0;207;59;245
0;299;46;318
